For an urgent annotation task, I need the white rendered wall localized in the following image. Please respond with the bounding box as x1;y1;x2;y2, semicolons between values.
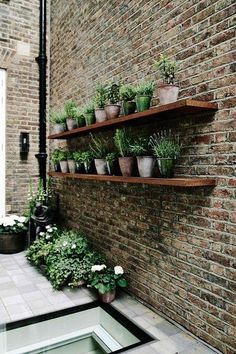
0;69;6;218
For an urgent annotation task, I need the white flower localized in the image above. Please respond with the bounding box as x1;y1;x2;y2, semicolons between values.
46;225;51;230
91;264;107;272
18;216;26;223
63;241;68;247
18;223;23;227
39;232;45;236
71;244;76;249
47;228;53;233
46;235;51;240
114;266;124;275
53;226;57;230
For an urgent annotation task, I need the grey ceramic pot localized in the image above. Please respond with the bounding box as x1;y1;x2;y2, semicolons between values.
95;159;107;175
137;156;155;178
66;118;77;131
53;124;65;134
95;109;107;123
105;105;121;119
68;159;76;173
157;84;179;105
59;160;68;173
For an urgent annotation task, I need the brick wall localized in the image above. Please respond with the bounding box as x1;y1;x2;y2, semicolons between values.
50;1;236;353
0;0;40;214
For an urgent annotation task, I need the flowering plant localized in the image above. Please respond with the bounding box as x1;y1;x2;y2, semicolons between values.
0;215;28;234
88;264;127;294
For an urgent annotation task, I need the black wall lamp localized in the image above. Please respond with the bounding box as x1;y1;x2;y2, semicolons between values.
20;132;29;156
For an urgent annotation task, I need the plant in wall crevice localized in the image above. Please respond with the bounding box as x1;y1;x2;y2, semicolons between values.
154;55;179;104
94;84;107;123
104;82;121;119
64;100;78;130
119;84;136;115
130;137;155;178
149;130;181;178
114;128;134;177
90;133;110;175
136;81;155;112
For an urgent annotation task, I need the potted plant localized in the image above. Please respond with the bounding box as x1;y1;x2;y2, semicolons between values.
64;100;78;130
0;215;28;254
90;133;109;175
136;81;155;112
49;109;66;134
114;128;134;177
119;84;136;115
83;102;96;126
67;152;76;174
75;107;86;127
73;151;84;173
106;152;117;175
58;151;68;173
88;264;127;303
51;149;61;172
104;82;121;119
81;151;93;173
149;131;181;177
94;84;107;123
154;55;179;104
130;137;155;178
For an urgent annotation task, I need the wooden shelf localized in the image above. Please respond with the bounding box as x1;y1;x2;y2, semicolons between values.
49;172;217;187
48;99;218;140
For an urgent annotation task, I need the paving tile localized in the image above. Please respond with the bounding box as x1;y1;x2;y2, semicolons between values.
178;343;217;354
2;294;25;306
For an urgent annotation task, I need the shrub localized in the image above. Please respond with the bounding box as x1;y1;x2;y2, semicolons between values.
136;81;155;96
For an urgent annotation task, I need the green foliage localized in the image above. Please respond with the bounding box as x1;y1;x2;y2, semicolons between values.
87;265;127;294
94;84;107;108
83;101;95;114
130;137;149;156
0;215;28;234
81;151;93;172
105;83;120;104
49;109;67;126
89;133;109;159
73;151;83;163
64;100;77;119
149;130;181;159
154;55;178;84
114;128;132;157
106;152;117;163
67;151;74;160
51;149;61;165
57;150;68;161
74;107;86;126
27;178;53;217
136;81;155;96
119;84;136;102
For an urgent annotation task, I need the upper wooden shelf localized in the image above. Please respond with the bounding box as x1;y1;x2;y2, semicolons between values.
49;172;217;187
48;99;218;140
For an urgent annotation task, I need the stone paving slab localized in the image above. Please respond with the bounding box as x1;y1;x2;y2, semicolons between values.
0;253;218;354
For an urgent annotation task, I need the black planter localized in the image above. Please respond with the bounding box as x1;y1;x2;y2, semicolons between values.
0;232;26;254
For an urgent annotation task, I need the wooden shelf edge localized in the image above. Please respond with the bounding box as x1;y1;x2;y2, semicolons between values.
48;99;218;140
48;172;217;187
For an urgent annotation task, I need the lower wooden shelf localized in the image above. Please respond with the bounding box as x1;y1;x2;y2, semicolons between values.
49;172;217;187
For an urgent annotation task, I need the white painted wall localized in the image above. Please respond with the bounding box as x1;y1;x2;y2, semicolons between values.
0;69;6;218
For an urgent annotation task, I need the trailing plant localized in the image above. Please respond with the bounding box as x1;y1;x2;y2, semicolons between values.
105;82;120;104
64;100;77;119
136;81;155;96
83;101;95;114
130;137;149;156
119;84;136;102
114;128;133;157
154;54;178;85
49;109;66;127
87;264;127;294
149;130;181;159
89;133;109;159
94;84;107;108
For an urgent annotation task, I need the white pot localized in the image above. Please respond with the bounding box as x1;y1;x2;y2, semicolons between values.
59;160;68;173
95;109;107;123
95;159;107;175
157;84;179;105
137;156;155;178
68;159;76;173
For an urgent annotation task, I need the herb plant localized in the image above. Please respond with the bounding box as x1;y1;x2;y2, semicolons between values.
154;55;178;84
106;152;117;163
94;84;107;108
57;151;68;161
51;149;61;165
49;109;66;127
64;100;77;119
114;128;132;157
89;133;109;159
83;101;95;114
119;84;136;101
136;81;155;96
130;137;149;156
149;131;181;159
73;151;83;163
105;83;120;104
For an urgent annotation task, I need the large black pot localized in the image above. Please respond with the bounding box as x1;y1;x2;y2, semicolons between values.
0;232;26;254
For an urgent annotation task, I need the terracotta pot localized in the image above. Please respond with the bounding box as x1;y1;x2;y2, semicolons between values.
105;104;121;120
157;84;179;105
95;159;107;175
59;160;68;173
119;157;134;177
0;232;26;254
53;123;65;134
136;95;152;112
95;109;107;123
98;289;116;303
68;159;76;173
157;158;174;177
66;118;77;131
137;156;155;178
123;101;136;115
